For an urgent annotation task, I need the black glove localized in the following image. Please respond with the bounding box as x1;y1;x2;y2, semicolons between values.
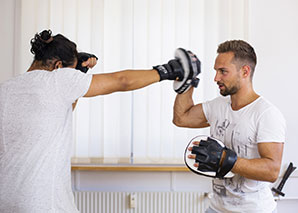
76;52;98;73
191;137;237;179
153;59;184;81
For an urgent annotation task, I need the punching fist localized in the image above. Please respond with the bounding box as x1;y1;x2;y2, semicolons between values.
153;59;184;81
185;135;237;179
153;48;201;94
76;52;98;73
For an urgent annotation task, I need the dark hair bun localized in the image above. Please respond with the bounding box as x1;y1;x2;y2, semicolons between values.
30;30;53;60
40;30;52;42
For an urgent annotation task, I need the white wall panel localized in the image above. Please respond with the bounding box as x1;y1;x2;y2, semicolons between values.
74;0;93;159
0;0;16;82
101;0;133;163
87;0;105;160
159;1;177;163
35;0;49;32
49;0;63;33
63;0;78;43
146;0;163;162
19;0;37;74
132;0;152;163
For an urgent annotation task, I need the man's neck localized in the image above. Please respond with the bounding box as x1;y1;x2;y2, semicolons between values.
230;87;259;111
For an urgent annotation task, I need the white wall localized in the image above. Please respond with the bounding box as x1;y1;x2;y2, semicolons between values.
249;0;298;169
1;0;298;212
248;1;298;209
0;0;17;82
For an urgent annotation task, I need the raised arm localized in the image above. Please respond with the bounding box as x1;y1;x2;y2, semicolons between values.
173;87;209;128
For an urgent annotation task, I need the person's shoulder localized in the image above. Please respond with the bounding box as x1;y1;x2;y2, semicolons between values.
255;96;285;119
0;72;29;87
54;67;81;75
54;67;92;79
255;96;280;111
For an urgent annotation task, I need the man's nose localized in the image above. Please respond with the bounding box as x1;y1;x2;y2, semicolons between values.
214;71;220;82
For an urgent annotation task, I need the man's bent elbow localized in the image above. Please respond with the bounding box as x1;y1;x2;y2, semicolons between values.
172;116;187;127
266;165;281;183
172;117;181;127
268;173;279;183
271;168;281;183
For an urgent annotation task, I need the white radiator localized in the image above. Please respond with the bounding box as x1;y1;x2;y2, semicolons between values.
74;192;208;213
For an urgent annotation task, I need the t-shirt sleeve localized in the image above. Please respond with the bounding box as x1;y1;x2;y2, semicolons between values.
202;100;212;124
256;106;286;143
202;96;223;124
54;68;92;105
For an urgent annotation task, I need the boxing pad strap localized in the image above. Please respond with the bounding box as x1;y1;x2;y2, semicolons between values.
216;148;237;178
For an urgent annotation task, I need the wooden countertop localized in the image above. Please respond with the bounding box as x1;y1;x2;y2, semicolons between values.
71;164;189;172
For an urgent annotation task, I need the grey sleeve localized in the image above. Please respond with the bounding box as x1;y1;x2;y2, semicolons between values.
54;68;92;105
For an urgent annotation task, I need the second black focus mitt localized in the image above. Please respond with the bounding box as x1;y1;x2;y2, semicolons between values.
184;135;237;179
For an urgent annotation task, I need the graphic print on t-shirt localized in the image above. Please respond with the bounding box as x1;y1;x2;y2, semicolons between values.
214;119;230;137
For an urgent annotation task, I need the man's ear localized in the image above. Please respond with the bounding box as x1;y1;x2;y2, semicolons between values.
54;61;63;70
242;65;251;78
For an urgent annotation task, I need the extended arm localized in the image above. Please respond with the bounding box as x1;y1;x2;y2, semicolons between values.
84;69;160;97
173;87;209;128
80;48;201;98
232;142;284;182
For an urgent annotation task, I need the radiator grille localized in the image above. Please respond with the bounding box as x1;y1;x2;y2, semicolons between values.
74;192;207;213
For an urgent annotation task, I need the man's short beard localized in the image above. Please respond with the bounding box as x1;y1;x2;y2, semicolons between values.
220;85;239;96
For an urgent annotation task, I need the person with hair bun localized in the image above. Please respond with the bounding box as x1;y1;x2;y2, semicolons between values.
0;29;194;212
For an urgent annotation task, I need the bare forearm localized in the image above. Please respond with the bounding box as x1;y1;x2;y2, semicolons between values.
173;88;208;128
85;69;160;97
116;69;160;91
173;88;195;124
232;157;281;182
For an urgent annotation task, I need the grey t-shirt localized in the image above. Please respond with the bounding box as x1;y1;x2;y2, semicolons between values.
0;68;92;212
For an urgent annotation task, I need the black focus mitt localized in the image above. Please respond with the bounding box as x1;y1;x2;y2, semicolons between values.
76;52;98;73
153;48;201;94
173;48;201;94
184;135;237;179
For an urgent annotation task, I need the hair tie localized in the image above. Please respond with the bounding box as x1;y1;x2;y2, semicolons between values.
41;37;53;44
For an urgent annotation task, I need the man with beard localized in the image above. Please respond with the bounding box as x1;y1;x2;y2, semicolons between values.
173;40;286;213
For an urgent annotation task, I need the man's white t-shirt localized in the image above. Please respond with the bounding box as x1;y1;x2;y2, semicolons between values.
202;96;286;213
0;68;92;212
